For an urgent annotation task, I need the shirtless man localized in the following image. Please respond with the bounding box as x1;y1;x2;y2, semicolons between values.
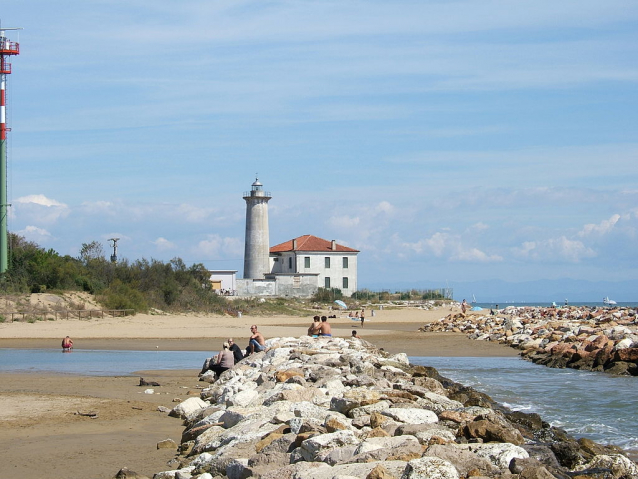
307;315;321;337
62;336;73;350
319;316;332;337
247;325;266;354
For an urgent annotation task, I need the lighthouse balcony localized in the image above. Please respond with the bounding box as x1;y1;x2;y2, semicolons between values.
243;190;271;198
0;42;19;55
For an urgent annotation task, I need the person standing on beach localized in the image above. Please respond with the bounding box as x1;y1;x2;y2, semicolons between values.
319;316;332;337
62;336;73;350
461;299;468;315
247;325;266;354
308;315;321;337
227;338;244;363
360;309;365;328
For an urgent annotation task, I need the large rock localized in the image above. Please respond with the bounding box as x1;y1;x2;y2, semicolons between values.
113;468;150;479
461;419;525;445
400;456;459;479
380;408;438;425
424;444;498;476
295;429;360;462
457;442;529;470
169;397;209;420
575;454;638;479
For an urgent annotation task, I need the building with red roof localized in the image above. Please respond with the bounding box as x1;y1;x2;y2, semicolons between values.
269;235;359;296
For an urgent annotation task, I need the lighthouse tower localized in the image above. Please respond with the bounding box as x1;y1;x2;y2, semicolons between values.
243;178;271;279
0;27;20;274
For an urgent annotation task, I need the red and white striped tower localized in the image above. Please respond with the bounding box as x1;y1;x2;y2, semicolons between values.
0;27;20;274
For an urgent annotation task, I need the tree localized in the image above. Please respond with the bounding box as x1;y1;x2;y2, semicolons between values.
79;241;105;265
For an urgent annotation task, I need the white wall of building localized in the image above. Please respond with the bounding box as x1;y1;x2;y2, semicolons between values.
209;270;237;293
270;251;358;296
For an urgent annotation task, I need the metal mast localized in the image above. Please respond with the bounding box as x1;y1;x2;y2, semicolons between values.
108;238;120;263
0;26;21;274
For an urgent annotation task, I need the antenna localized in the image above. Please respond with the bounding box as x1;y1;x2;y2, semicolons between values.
108;238;120;263
0;25;21;274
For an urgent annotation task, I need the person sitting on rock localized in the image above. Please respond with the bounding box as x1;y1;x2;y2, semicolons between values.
307;316;321;337
246;325;266;355
210;342;234;379
319;316;332;337
227;338;244;363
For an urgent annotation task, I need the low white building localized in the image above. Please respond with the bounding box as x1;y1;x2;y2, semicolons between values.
209;270;237;294
269;235;359;297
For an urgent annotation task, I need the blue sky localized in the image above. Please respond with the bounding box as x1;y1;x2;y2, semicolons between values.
3;1;638;296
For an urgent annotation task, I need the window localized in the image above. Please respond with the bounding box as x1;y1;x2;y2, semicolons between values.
342;277;349;289
343;257;348;268
288;257;292;270
304;256;310;268
325;257;330;268
325;277;331;288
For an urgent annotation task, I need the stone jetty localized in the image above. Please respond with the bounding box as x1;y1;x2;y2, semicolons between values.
420;307;638;376
142;336;637;479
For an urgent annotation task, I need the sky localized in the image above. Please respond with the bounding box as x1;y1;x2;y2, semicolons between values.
2;1;638;299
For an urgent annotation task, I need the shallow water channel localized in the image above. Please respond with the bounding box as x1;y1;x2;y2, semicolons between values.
0;349;635;455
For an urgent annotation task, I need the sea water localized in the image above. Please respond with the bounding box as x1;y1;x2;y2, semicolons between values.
0;349;636;454
474;302;638;309
410;356;637;454
0;348;205;376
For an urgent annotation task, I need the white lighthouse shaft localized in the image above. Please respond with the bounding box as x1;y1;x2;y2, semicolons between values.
243;179;271;279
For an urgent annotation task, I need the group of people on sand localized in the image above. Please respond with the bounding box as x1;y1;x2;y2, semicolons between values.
201;324;267;379
347;309;366;327
307;315;362;341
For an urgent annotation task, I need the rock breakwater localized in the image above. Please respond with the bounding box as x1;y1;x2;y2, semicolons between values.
147;336;636;479
420;307;638;376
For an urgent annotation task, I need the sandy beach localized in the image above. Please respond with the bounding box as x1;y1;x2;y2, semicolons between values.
0;307;517;479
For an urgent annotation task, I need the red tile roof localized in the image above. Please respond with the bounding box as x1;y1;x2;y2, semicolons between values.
270;235;359;253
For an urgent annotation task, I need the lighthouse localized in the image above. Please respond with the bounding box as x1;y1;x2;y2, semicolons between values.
243;178;271;279
0;27;21;274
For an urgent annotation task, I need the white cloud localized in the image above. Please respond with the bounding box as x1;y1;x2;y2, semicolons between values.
153;237;176;251
451;247;503;263
175;204;220;223
14;195;70;224
394;230;502;263
16;195;66;207
468;222;490;233
17;225;52;242
376;201;394;214
513;237;596;263
578;214;621;238
328;215;361;229
80;201;116;216
193;235;243;259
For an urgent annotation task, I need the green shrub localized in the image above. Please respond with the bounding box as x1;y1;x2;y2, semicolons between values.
99;280;148;312
311;287;343;302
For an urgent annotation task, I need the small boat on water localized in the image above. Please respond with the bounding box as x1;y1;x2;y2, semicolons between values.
603;296;617;306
